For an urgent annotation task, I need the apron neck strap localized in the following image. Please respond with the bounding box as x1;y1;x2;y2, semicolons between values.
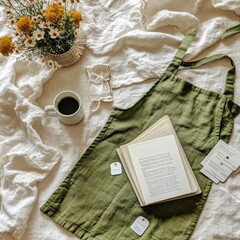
181;54;235;100
165;24;240;101
165;31;196;74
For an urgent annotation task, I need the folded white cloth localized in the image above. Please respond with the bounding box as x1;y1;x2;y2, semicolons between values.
211;0;240;15
0;57;60;239
86;64;113;112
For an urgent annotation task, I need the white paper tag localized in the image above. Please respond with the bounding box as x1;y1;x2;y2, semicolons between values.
130;216;149;236
201;140;240;171
110;162;122;176
202;154;232;182
200;167;220;184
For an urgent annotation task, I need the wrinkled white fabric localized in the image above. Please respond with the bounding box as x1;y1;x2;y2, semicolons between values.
142;0;240;59
0;0;240;240
145;9;199;33
0;57;61;239
80;0;240;88
211;0;240;15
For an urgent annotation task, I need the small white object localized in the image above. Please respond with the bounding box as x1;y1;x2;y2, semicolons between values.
200;167;220;184
86;64;113;112
201;140;240;171
200;140;240;183
202;154;232;182
110;162;122;176
130;216;150;236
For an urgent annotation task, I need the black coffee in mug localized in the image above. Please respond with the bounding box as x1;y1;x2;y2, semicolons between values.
58;97;79;115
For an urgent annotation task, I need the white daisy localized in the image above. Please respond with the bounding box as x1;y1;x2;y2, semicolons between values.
54;61;62;68
49;28;60;39
47;60;62;69
39;21;50;29
33;30;45;40
36;15;42;21
47;60;54;68
24;37;36;47
4;8;13;17
32;16;37;22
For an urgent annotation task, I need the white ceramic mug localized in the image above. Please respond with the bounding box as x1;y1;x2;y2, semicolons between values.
45;91;84;125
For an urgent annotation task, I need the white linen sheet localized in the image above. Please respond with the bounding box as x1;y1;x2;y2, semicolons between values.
0;0;240;239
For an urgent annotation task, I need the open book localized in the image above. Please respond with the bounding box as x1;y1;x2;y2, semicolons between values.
116;115;201;206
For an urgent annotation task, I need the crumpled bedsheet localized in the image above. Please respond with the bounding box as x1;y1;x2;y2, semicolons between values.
0;57;61;239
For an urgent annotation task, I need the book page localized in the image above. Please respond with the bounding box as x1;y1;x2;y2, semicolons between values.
127;135;192;205
135;116;199;194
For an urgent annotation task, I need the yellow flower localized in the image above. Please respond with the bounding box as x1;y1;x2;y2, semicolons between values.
44;3;64;23
17;16;35;35
0;36;15;56
69;11;83;26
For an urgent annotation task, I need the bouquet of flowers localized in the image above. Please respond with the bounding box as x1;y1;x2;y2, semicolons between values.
0;0;84;67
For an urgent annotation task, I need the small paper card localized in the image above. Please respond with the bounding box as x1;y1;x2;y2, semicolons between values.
110;162;122;176
201;140;240;171
200;140;240;183
200;167;220;184
201;154;232;182
130;216;149;236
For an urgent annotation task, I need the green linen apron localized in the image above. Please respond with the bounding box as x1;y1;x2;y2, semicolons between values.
41;26;240;240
